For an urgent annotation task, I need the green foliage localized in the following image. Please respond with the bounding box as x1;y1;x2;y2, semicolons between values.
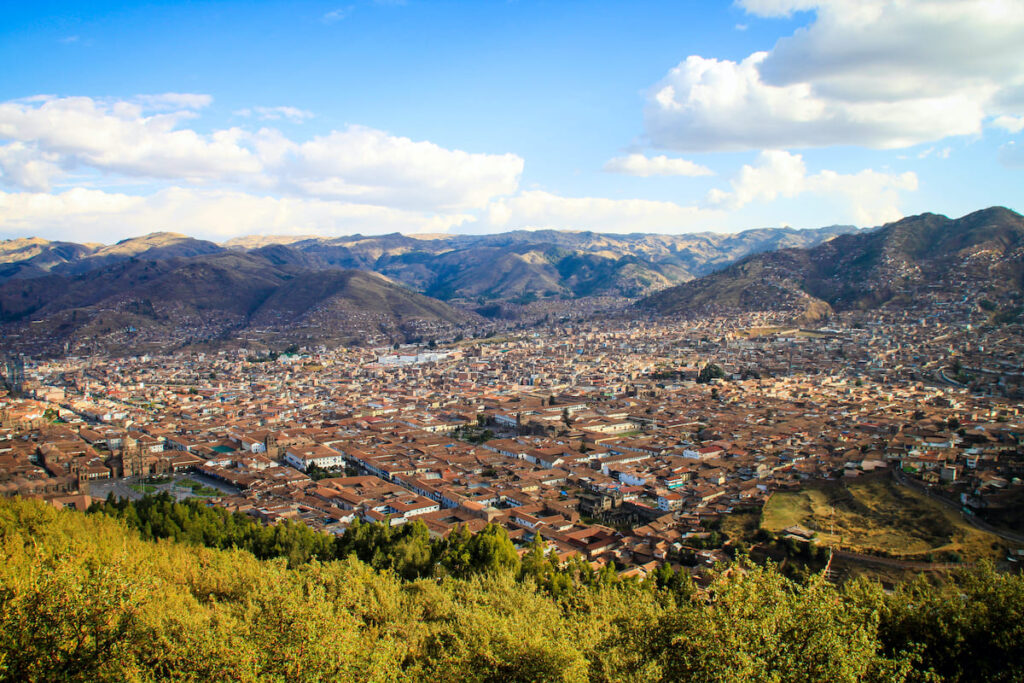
336;517;434;580
511;291;538;306
876;561;1024;682
992;306;1023;325
90;492;335;568
697;363;726;384
640;564;910;682
3;497;1024;681
435;523;520;579
455;425;495;445
304;462;344;481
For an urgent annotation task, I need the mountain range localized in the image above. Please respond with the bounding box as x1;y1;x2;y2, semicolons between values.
0;224;861;355
2;207;1019;355
0;251;478;356
640;206;1024;324
0;225;858;302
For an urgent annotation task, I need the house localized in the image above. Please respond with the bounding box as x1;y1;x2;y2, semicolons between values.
656;490;683;512
682;445;725;460
283;444;346;472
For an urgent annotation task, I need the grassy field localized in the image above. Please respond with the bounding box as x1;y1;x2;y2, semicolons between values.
762;479;1005;562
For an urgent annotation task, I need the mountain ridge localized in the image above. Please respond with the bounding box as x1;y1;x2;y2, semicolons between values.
639;206;1024;323
0;251;479;356
0;223;862;303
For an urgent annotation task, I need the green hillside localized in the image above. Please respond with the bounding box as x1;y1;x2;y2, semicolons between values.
2;496;1024;682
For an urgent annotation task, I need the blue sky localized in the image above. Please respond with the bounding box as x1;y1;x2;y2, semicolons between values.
0;0;1021;242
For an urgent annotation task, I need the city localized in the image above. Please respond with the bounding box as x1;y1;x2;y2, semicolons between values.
5;299;1022;581
4;0;1024;679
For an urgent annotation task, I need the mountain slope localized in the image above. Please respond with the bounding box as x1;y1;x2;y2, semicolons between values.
0;232;225;281
640;207;1024;323
0;225;861;304
266;224;860;302
0;237;100;280
0;251;477;355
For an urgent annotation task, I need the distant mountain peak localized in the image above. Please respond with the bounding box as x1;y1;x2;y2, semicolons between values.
115;231;189;243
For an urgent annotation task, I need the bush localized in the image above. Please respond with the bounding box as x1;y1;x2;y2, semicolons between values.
2;498;1024;681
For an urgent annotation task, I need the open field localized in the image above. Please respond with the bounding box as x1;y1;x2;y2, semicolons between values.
762;479;1006;562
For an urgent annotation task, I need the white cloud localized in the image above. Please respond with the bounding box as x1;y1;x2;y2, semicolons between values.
0;184;726;242
0;95;523;212
475;190;723;233
646;0;1024;151
993;115;1024;133
603;153;713;177
0;142;63;192
737;0;823;18
0;96;260;188
0;187;474;243
753;1;1024;102
282;125;523;211
916;146;951;160
708;150;918;225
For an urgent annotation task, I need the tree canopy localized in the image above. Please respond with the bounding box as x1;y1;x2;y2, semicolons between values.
1;496;1023;681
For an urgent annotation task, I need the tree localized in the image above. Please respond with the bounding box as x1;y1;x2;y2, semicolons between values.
305;462;339;481
437;524;474;577
8;496;1024;681
697;363;726;384
467;524;520;576
877;561;1024;682
644;564;906;682
520;533;549;582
